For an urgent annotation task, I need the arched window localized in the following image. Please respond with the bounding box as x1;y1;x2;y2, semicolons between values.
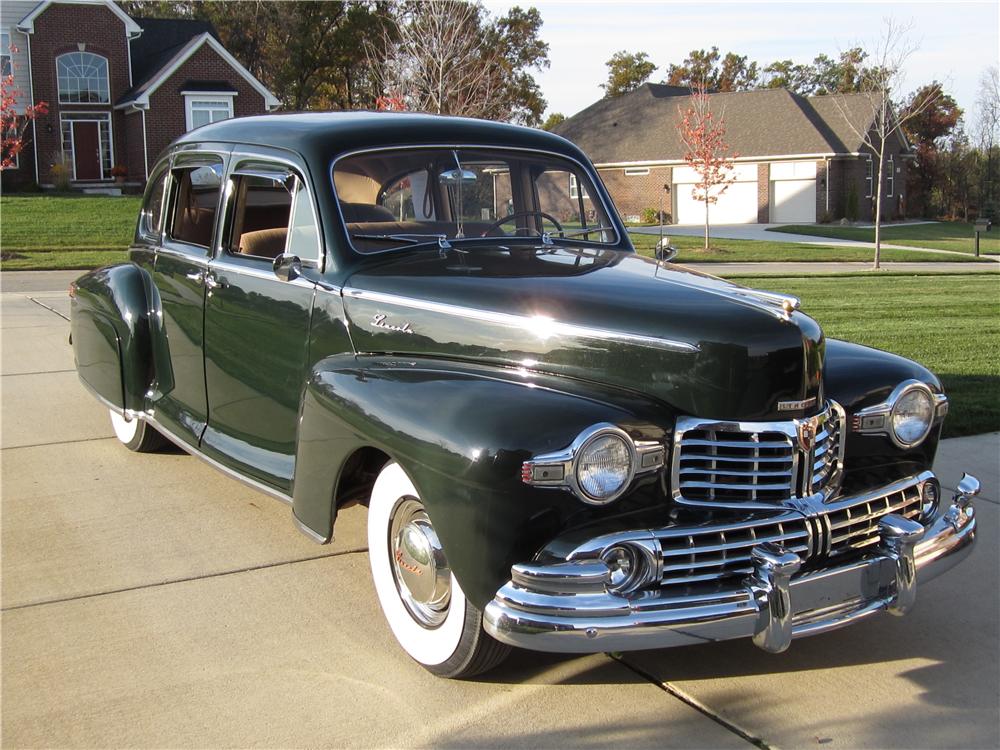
57;52;109;104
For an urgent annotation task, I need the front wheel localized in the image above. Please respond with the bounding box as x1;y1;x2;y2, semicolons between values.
367;462;510;678
109;409;167;453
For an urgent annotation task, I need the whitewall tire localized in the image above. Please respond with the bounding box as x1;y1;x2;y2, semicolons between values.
367;461;510;678
109;409;167;453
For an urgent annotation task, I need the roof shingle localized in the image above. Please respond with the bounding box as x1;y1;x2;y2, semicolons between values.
554;83;882;163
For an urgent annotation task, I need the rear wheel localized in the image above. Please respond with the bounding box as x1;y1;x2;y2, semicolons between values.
109;409;167;453
367;462;510;678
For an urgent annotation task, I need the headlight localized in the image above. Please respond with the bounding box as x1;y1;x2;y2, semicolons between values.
575;430;635;504
891;384;935;448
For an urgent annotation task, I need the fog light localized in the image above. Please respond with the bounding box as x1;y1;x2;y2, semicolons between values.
921;479;940;520
602;544;645;593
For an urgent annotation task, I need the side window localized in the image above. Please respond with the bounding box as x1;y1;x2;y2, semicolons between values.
228;174;292;259
226;166;321;263
287;177;321;261
380;170;435;221
140;170;167;240
168;163;223;248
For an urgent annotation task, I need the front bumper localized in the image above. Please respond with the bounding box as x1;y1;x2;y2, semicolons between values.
483;472;979;654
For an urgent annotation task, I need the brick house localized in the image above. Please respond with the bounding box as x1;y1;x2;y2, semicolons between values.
555;84;913;225
1;0;278;190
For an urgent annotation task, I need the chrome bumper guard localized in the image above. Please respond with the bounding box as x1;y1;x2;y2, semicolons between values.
483;473;979;654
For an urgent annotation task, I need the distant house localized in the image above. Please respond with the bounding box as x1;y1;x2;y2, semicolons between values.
555;84;912;225
1;0;278;190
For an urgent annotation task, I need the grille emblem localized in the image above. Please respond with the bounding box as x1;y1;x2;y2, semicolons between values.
797;420;816;453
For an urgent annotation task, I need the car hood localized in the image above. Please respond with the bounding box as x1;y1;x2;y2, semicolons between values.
342;246;824;421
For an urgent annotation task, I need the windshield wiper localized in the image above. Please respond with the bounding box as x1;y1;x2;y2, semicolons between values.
351;233;462;252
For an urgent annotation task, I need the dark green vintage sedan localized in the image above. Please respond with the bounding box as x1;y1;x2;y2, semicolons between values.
70;112;979;678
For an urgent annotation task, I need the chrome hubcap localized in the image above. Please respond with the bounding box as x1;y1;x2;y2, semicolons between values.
389;497;451;627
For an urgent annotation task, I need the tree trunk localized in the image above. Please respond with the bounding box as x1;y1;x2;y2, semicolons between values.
873;154;884;270
704;197;710;252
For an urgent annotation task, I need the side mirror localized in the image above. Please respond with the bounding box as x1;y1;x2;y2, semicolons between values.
273;254;302;282
655;237;678;262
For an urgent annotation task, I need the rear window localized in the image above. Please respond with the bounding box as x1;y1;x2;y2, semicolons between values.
139;170;167;239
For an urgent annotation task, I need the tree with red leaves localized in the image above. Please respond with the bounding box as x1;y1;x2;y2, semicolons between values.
677;82;737;251
1;42;48;171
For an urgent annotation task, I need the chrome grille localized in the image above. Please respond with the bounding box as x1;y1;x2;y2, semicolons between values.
826;483;922;553
655;481;923;587
655;515;809;586
672;402;845;506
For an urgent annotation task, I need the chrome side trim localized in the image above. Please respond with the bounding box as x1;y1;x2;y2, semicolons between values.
343;287;699;354
209;257;318;289
142;413;294;506
293;512;331;544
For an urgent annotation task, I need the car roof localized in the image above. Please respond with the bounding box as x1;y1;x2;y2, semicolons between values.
172;111;586;165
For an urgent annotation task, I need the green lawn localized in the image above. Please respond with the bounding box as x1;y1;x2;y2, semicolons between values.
767;221;1000;255
731;274;1000;438
1;195;141;251
627;232;988;263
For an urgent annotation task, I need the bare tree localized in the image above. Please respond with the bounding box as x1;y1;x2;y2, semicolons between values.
833;19;941;269
973;66;999;218
366;2;503;119
677;82;737;251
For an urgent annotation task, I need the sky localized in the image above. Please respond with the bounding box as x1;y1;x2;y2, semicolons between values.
483;0;1000;124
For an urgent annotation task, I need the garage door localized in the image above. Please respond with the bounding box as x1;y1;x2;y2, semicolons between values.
770;162;817;223
673;164;758;225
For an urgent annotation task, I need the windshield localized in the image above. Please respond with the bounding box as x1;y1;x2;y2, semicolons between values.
333;147;616;253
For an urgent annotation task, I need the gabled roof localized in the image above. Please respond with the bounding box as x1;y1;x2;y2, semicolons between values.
116;31;279;110
128;17;219;93
17;0;141;38
554;83;899;164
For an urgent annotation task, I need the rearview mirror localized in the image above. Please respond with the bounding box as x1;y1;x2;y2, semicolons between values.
438;168;478;185
273;254;302;282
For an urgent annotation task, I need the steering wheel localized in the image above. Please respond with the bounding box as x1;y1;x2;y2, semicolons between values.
481;211;565;238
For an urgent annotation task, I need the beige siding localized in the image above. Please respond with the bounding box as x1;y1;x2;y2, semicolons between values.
1;2;37;112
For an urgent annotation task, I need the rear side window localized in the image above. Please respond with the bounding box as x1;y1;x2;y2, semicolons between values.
168;163;223;248
139;171;167;239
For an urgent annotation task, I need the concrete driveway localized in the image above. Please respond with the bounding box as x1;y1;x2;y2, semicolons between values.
2;271;998;749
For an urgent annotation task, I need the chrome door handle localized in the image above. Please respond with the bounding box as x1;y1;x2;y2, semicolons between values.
185;271;204;283
204;274;227;291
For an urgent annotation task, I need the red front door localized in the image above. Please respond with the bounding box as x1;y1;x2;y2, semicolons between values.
72;121;101;180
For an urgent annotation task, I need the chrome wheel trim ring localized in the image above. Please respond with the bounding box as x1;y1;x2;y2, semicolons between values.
109;409;139;444
388;497;452;628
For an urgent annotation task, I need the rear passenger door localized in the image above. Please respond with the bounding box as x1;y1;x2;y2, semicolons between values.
201;153;323;494
152;152;227;445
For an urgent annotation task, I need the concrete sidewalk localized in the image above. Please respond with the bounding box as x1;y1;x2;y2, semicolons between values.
630;223;1000;262
2;275;998;749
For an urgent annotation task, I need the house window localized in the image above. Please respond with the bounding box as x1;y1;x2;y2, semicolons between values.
57;52;110;104
886;155;895;198
569;173;589;199
60;112;113;180
185;95;234;131
1;31;12;77
624;167;650;176
864;156;873;199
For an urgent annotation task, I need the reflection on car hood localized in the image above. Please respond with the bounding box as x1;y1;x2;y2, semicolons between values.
343;246;824;421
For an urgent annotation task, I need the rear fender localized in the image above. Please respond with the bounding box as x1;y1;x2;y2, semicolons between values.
292;355;672;608
70;263;154;413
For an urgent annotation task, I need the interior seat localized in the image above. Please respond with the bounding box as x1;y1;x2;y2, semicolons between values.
239;227;288;259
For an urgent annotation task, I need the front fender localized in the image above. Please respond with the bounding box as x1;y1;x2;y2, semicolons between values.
292;355;673;608
70;263;155;413
825;338;943;486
